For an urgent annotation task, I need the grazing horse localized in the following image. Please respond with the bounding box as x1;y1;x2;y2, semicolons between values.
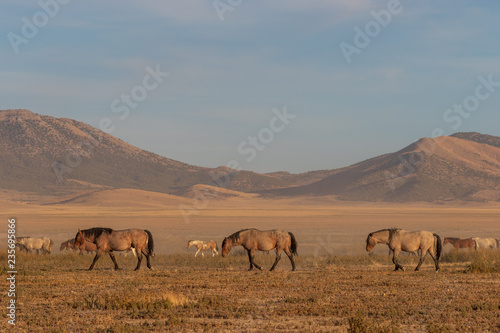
74;228;154;271
443;237;475;250
187;240;219;257
366;228;442;271
60;238;98;254
16;237;53;254
472;237;498;250
60;238;75;251
221;229;298;271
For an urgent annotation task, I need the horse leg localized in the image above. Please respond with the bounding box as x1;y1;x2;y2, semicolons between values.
392;249;404;271
415;248;428;271
108;251;120;270
426;248;439;271
134;251;143;271
195;249;200;257
270;251;281;271
89;250;104;270
247;250;262;271
145;250;152;269
284;248;296;271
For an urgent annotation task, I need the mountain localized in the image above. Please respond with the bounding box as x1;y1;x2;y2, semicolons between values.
266;135;500;202
451;132;500;149
0;109;296;196
2;109;499;202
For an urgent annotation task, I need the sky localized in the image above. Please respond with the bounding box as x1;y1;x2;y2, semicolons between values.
1;0;500;173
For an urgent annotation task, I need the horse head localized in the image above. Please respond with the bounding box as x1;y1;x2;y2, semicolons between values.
365;233;376;252
74;229;85;249
221;237;232;257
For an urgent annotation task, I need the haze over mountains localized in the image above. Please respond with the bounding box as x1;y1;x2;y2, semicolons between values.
1;109;499;202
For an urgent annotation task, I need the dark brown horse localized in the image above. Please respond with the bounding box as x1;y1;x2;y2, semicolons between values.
221;229;298;271
443;237;475;250
74;227;154;271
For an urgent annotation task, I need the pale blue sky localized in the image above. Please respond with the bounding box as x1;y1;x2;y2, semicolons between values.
1;1;500;173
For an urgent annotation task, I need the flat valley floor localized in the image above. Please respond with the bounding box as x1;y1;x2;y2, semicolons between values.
1;191;499;331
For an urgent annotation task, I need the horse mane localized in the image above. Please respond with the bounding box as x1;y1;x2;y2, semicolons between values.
385;228;403;240
369;228;400;237
80;227;113;239
228;228;256;243
445;237;458;241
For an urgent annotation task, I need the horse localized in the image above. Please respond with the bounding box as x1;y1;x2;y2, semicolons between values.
443;237;475;250
60;238;75;251
60;237;98;254
366;228;442;271
15;237;32;253
366;229;420;256
74;227;154;271
472;237;498;250
16;237;53;254
221;229;298;271
187;240;219;257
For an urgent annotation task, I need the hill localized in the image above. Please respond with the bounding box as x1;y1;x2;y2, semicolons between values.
2;109;499;202
266;135;500;202
0;109;295;196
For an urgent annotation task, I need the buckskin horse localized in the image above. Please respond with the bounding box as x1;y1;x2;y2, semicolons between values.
74;227;154;270
366;228;442;271
221;229;298;271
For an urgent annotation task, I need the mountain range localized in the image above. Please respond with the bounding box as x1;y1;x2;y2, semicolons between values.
1;109;499;202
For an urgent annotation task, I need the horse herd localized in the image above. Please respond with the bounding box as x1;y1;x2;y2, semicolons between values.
16;227;499;272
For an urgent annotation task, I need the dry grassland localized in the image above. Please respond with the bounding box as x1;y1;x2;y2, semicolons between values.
1;192;500;332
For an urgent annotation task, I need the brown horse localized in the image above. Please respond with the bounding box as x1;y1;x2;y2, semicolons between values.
443;237;475;250
366;228;442;271
60;238;97;254
60;238;75;251
221;229;298;271
187;240;219;257
74;227;154;271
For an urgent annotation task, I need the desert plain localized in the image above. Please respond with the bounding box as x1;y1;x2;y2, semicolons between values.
1;189;500;332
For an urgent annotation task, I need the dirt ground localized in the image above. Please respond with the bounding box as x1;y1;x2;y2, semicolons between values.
1;191;500;332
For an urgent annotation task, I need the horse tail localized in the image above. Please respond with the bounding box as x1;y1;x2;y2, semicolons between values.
433;233;442;260
288;232;298;256
145;230;155;257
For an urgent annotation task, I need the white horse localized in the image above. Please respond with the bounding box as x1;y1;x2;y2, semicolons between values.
472;237;498;250
16;237;53;254
187;240;219;257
